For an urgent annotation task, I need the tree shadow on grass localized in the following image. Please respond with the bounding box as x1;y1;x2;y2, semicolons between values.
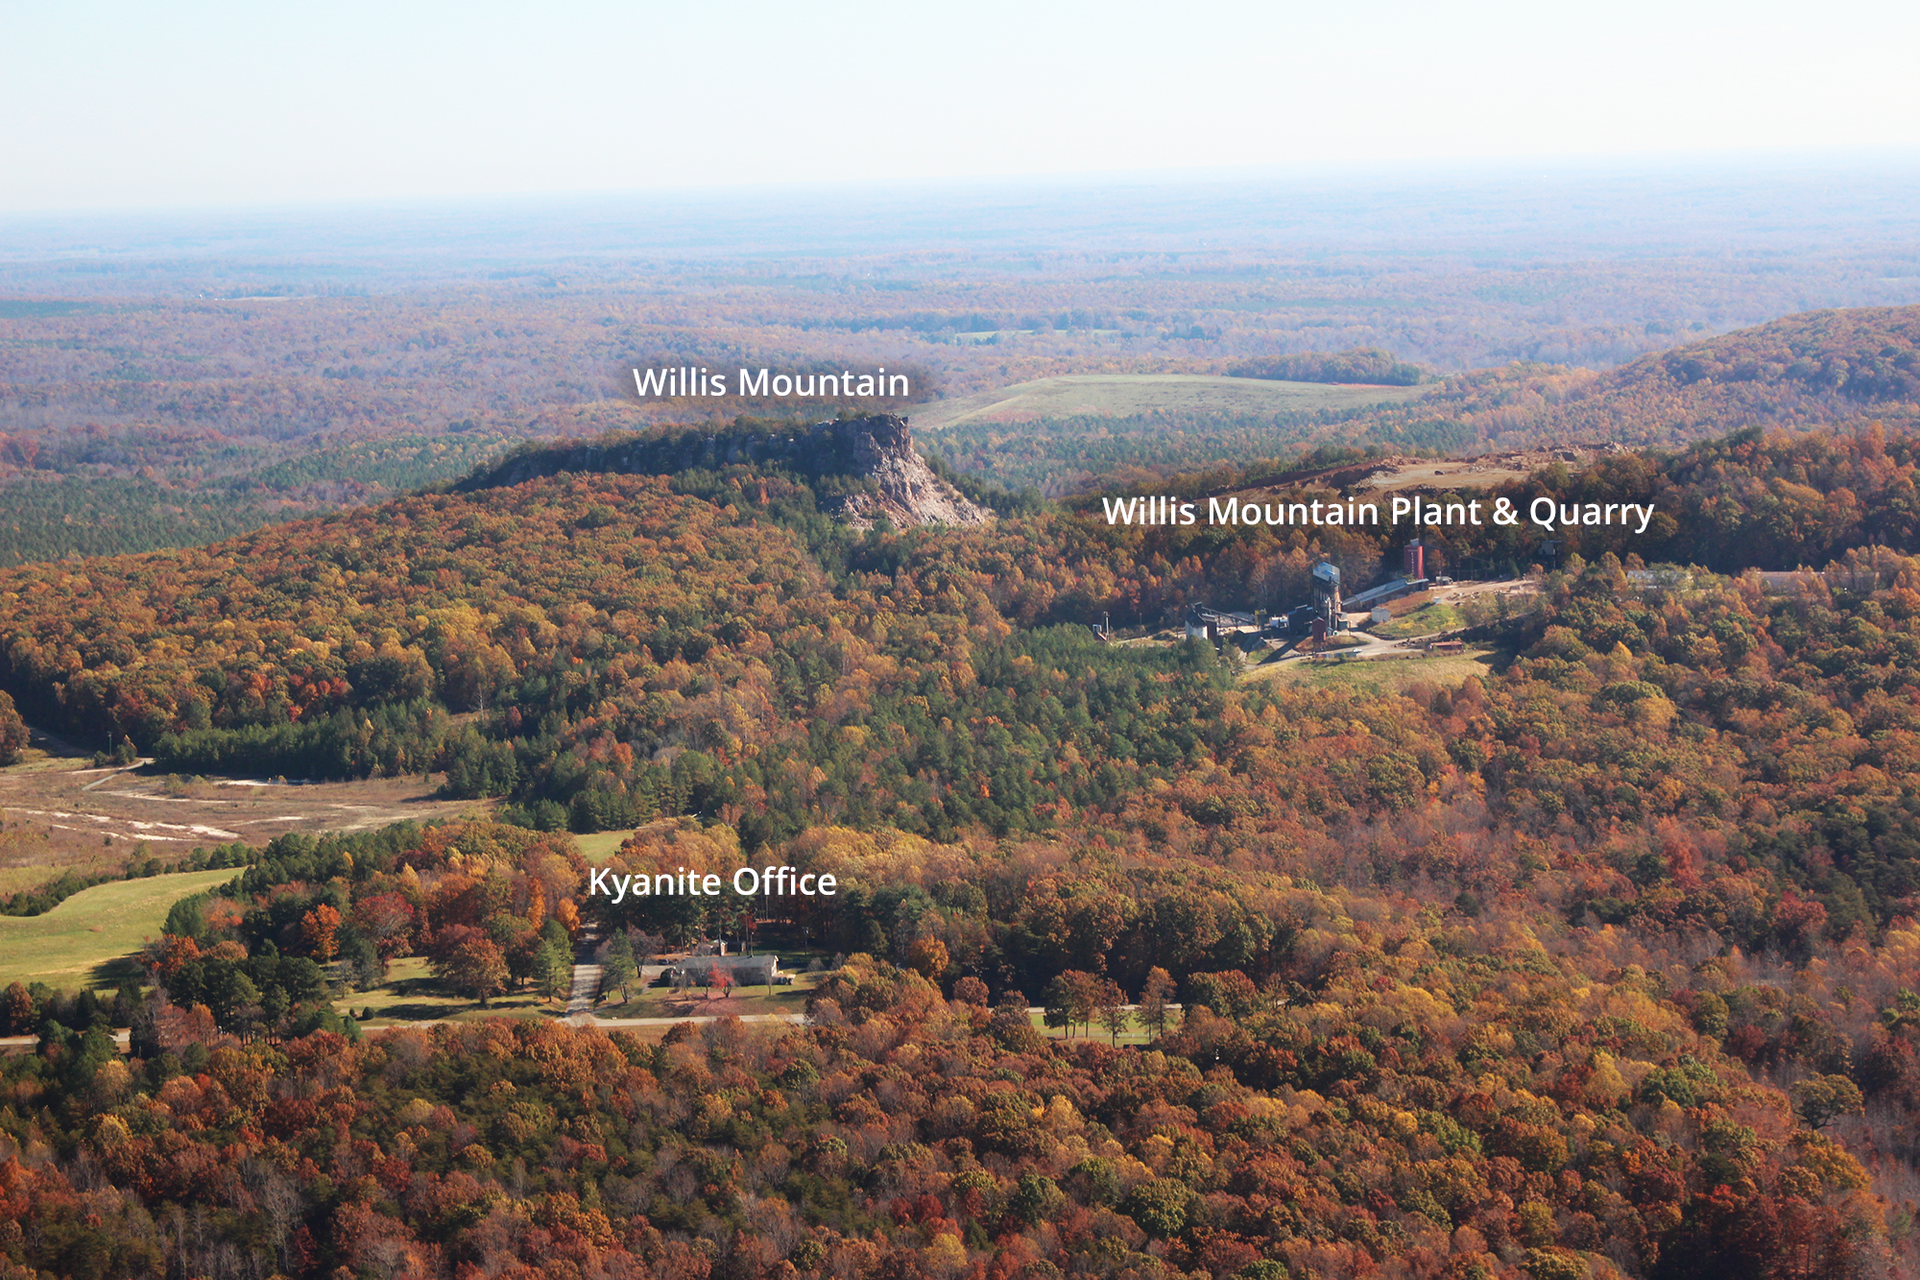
365;1000;472;1021
88;954;144;988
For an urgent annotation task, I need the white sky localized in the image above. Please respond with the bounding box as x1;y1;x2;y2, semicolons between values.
5;0;1918;214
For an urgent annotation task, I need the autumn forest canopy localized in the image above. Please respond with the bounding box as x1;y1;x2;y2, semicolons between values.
5;395;1920;1274
6;188;1920;1277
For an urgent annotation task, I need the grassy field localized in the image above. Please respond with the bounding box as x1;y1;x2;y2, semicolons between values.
595;967;825;1020
573;829;636;863
0;860;86;897
0;867;235;990
1370;600;1468;639
1247;649;1501;696
340;956;828;1027
337;955;557;1025
914;374;1428;430
1027;1009;1157;1046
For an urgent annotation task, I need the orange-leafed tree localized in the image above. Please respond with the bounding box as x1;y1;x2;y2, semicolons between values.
151;934;203;980
0;982;33;1035
435;934;509;1007
350;892;417;959
906;935;949;981
300;904;342;962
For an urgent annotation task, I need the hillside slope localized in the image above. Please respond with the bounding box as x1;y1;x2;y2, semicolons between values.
459;413;990;528
8;420;1920;1269
7;426;1920;1271
1351;305;1920;455
911;372;1427;429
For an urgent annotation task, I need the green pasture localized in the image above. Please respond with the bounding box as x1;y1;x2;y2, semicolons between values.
572;829;636;863
0;863;97;897
914;374;1427;430
1027;1009;1157;1046
0;868;235;990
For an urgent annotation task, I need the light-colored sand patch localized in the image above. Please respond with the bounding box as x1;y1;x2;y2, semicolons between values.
1;807;240;841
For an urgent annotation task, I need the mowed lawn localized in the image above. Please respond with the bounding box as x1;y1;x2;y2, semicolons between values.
1026;1009;1158;1046
595;969;824;1021
337;956;557;1025
0;867;235;990
342;959;826;1027
575;818;687;863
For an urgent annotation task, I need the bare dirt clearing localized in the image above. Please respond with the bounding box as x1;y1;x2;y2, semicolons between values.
1245;443;1626;498
0;753;486;890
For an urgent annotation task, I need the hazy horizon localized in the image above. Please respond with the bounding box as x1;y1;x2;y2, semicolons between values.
5;155;1919;288
7;1;1917;214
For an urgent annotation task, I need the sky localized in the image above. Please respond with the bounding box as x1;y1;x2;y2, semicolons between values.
5;0;1919;214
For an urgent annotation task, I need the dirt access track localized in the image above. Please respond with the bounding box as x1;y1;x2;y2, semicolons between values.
0;736;484;890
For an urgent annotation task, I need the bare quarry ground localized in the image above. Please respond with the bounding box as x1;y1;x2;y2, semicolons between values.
1252;442;1625;499
0;737;487;891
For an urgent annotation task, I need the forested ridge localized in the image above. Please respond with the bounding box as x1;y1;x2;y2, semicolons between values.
14;412;1920;1273
0;944;1897;1280
864;310;1920;499
1083;419;1920;588
1228;348;1430;388
1336;308;1920;459
0;431;519;567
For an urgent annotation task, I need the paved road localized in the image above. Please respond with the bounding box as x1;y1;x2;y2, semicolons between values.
566;923;604;1015
0;1030;130;1052
566;963;602;1017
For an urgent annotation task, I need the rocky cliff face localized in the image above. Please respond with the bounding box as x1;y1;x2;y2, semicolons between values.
462;414;991;527
817;415;991;528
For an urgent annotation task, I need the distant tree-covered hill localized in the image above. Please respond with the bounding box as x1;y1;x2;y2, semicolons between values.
1228;345;1429;386
1344;305;1920;456
0;431;516;566
927;309;1920;495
